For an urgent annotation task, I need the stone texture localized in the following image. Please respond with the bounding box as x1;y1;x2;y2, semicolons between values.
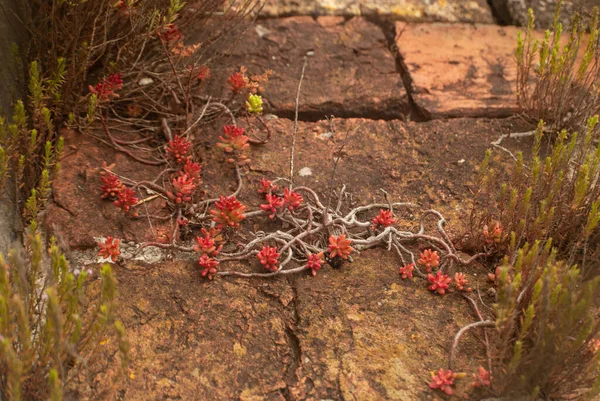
491;0;600;28
0;0;26;255
204;16;409;120
260;0;494;23
396;22;521;119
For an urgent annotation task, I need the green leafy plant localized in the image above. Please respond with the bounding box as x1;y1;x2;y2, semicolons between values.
471;116;600;275
493;242;600;398
515;1;600;133
0;230;127;400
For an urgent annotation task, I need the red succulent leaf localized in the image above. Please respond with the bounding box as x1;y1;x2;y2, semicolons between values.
209;195;246;229
306;252;324;276
371;209;396;230
454;272;472;292
399;263;415;279
193;232;223;256
257;246;279;271
418;249;440;273
472;366;492;387
165;134;191;164
429;369;456;395
97;236;121;262
283;188;303;211
196;65;210;81
216;125;249;153
427;271;452;295
100;172;124;199
328;235;353;260
260;194;284;219
199;254;219;280
114;187;138;213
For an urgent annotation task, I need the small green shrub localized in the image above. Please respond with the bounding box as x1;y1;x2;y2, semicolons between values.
0;230;128;400
493;242;600;399
515;1;600;134
472;116;600;275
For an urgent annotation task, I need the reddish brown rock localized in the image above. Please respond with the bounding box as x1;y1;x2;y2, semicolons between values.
396;23;521;119
204;16;409;120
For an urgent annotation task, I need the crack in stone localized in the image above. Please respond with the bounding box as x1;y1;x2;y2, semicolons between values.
282;277;301;401
364;15;431;123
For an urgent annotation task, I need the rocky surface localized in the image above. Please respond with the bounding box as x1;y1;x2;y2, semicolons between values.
490;0;600;28
396;22;521;119
203;16;409;120
260;0;495;23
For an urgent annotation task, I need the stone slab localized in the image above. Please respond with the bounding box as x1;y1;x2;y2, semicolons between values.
396;22;521;119
205;16;409;120
260;0;494;23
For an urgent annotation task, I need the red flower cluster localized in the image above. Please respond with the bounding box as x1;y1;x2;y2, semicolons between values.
399;263;415;279
260;194;284;219
371;209;396;230
258;178;277;194
283;188;302;211
472;366;492;387
98;236;121;262
199;254;219;280
328;235;353;260
427;271;452;295
306;252;324;276
114;187;138;213
100;173;124;199
160;24;182;42
257;246;279;271
210;196;246;228
168;174;196;204
166;135;191;164
193;228;223;256
454;272;472;292
216;125;249;153
429;369;455;395
418;249;440;273
89;73;123;100
228;71;248;93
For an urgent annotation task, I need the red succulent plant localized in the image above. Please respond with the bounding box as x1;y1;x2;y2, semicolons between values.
258;177;277;194
199;254;219;280
306;252;324;276
165;134;191;164
89;73;123;100
427;271;452;295
260;194;284;219
182;159;201;181
216;125;249;153
328;235;353;260
114;187;138;213
167;174;196;204
100;172;124;199
472;366;492;387
209;196;246;228
483;220;504;244
429;369;456;395
454;272;472;292
282;188;303;211
418;249;440;272
257;246;279;271
228;71;248;93
98;236;121;262
371;209;396;230
193;231;223;256
399;263;415;279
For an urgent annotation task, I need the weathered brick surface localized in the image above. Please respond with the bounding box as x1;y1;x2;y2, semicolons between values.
396;22;521;119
